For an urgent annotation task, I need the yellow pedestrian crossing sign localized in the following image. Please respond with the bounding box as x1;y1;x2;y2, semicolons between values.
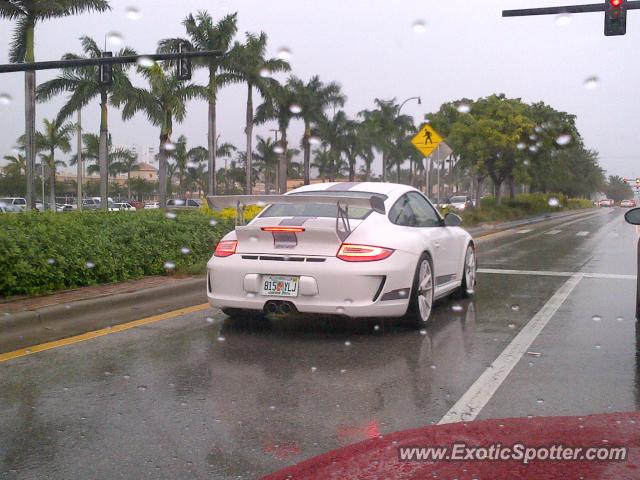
411;124;443;157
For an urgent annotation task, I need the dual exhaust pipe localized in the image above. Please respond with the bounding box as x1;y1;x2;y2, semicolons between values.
265;301;295;315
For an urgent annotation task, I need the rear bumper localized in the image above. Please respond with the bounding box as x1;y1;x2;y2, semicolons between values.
206;250;419;318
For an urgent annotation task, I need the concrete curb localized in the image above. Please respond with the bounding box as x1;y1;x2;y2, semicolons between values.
0;277;206;354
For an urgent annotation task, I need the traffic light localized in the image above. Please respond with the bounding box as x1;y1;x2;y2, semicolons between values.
605;0;627;36
99;51;113;85
176;42;192;81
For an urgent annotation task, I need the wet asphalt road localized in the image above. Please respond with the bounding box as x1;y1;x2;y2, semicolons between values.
1;207;638;479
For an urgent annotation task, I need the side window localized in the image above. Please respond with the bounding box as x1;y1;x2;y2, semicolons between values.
389;194;416;226
187;199;198;207
406;192;441;227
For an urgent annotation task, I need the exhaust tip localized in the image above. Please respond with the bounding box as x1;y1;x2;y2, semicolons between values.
265;302;278;314
280;303;292;314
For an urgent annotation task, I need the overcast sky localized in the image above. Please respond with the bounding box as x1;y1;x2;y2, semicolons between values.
0;0;638;179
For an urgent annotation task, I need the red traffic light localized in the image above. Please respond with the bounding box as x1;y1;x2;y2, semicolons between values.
610;0;622;6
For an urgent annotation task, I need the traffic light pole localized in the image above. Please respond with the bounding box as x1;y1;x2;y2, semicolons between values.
502;1;640;17
0;50;223;73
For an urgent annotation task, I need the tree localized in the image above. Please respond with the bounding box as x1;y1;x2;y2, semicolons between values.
110;148;139;199
33;118;74;208
603;175;632;202
114;64;202;208
317;110;352;182
2;152;26;177
167;135;208;196
36;35;135;209
158;11;238;196
255;82;298;193
0;0;110;210
287;75;345;184
225;32;290;194
252;135;279;193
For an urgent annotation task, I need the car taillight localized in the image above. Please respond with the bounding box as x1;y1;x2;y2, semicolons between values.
336;243;394;262
214;240;237;257
261;227;305;233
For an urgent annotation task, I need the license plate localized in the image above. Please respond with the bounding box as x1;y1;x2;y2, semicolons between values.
261;275;299;297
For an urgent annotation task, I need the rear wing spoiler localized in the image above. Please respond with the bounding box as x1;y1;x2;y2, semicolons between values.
206;193;386;240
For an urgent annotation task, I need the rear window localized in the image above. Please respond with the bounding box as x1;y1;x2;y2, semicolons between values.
260;191;387;220
451;196;467;203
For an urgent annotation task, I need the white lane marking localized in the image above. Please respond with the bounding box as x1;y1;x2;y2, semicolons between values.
477;268;635;280
545;230;562;235
516;229;533;234
438;275;583;425
576;231;590;237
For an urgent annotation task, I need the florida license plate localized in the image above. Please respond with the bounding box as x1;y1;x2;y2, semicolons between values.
261;275;299;297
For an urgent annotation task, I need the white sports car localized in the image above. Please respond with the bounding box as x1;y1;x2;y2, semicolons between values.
206;182;476;327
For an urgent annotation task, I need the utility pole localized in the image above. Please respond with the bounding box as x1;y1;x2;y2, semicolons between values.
76;109;83;211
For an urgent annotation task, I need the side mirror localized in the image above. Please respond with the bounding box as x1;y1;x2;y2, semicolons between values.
625;207;640;225
444;212;462;227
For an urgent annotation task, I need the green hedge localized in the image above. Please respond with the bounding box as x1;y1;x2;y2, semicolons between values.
0;210;234;297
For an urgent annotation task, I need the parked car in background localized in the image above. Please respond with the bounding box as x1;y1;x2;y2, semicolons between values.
56;204;74;212
449;195;475;212
109;202;136;212
167;198;201;208
144;202;160;209
620;199;636;208
82;198;100;209
129;200;143;210
597;198;615;207
0;197;27;211
435;196;451;209
0;201;22;213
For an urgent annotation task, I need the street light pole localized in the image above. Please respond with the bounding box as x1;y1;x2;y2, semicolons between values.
270;128;280;194
394;96;421;184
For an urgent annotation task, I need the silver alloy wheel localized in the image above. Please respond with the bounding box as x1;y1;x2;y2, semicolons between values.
417;259;434;322
464;246;476;294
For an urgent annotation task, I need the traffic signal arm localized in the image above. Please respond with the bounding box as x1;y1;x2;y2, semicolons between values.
502;0;640;17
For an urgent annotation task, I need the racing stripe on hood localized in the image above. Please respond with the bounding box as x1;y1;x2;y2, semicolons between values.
325;182;361;191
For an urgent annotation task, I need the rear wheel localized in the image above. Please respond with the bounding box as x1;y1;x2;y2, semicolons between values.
405;253;435;328
456;244;476;298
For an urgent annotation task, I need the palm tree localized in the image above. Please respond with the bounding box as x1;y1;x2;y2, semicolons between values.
255;82;298;193
167;135;208;196
287;75;345;185
2;152;26;177
36;35;135;209
114;64;202;208
318;110;353;182
33;118;74;208
226;32;290;194
69;132;100;173
311;147;332;182
0;0;110;210
252;135;279;194
158;11;238;196
359;98;414;182
110;148;139;199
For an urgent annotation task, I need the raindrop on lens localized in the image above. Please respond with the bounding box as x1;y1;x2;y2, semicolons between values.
164;261;176;270
47;258;56;265
555;134;571;146
616;316;624;322
249;235;258;242
309;136;321;145
163;142;176;151
137;385;147;391
536;398;544;404
186;161;198;169
181;247;191;255
336;307;345;314
209;219;217;226
517;142;526;151
534;126;542;133
451;304;463;312
529;134;538;141
217;336;226;342
592;314;602;322
289;104;302;114
125;6;142;20
583;76;600;90
205;317;215;323
277;47;292;60
106;31;123;45
166;212;176;219
259;68;270;78
85;261;95;269
136;56;154;68
595;344;601;349
344;341;351;346
373;324;380;331
555;13;571;26
529;145;539;153
274;145;284;154
344;299;353;305
123;375;130;380
174;199;185;206
412;20;427;33
430;364;436;369
456;103;471;113
340;369;347;374
257;201;266;207
419;329;427;335
0;93;11;105
548;197;560;207
508;323;516;329
310;366;317;372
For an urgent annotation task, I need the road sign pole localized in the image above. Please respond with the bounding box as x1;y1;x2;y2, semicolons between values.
424;157;431;197
436;146;441;206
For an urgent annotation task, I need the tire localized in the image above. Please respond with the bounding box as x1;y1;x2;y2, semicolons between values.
405;253;435;328
456;243;477;298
